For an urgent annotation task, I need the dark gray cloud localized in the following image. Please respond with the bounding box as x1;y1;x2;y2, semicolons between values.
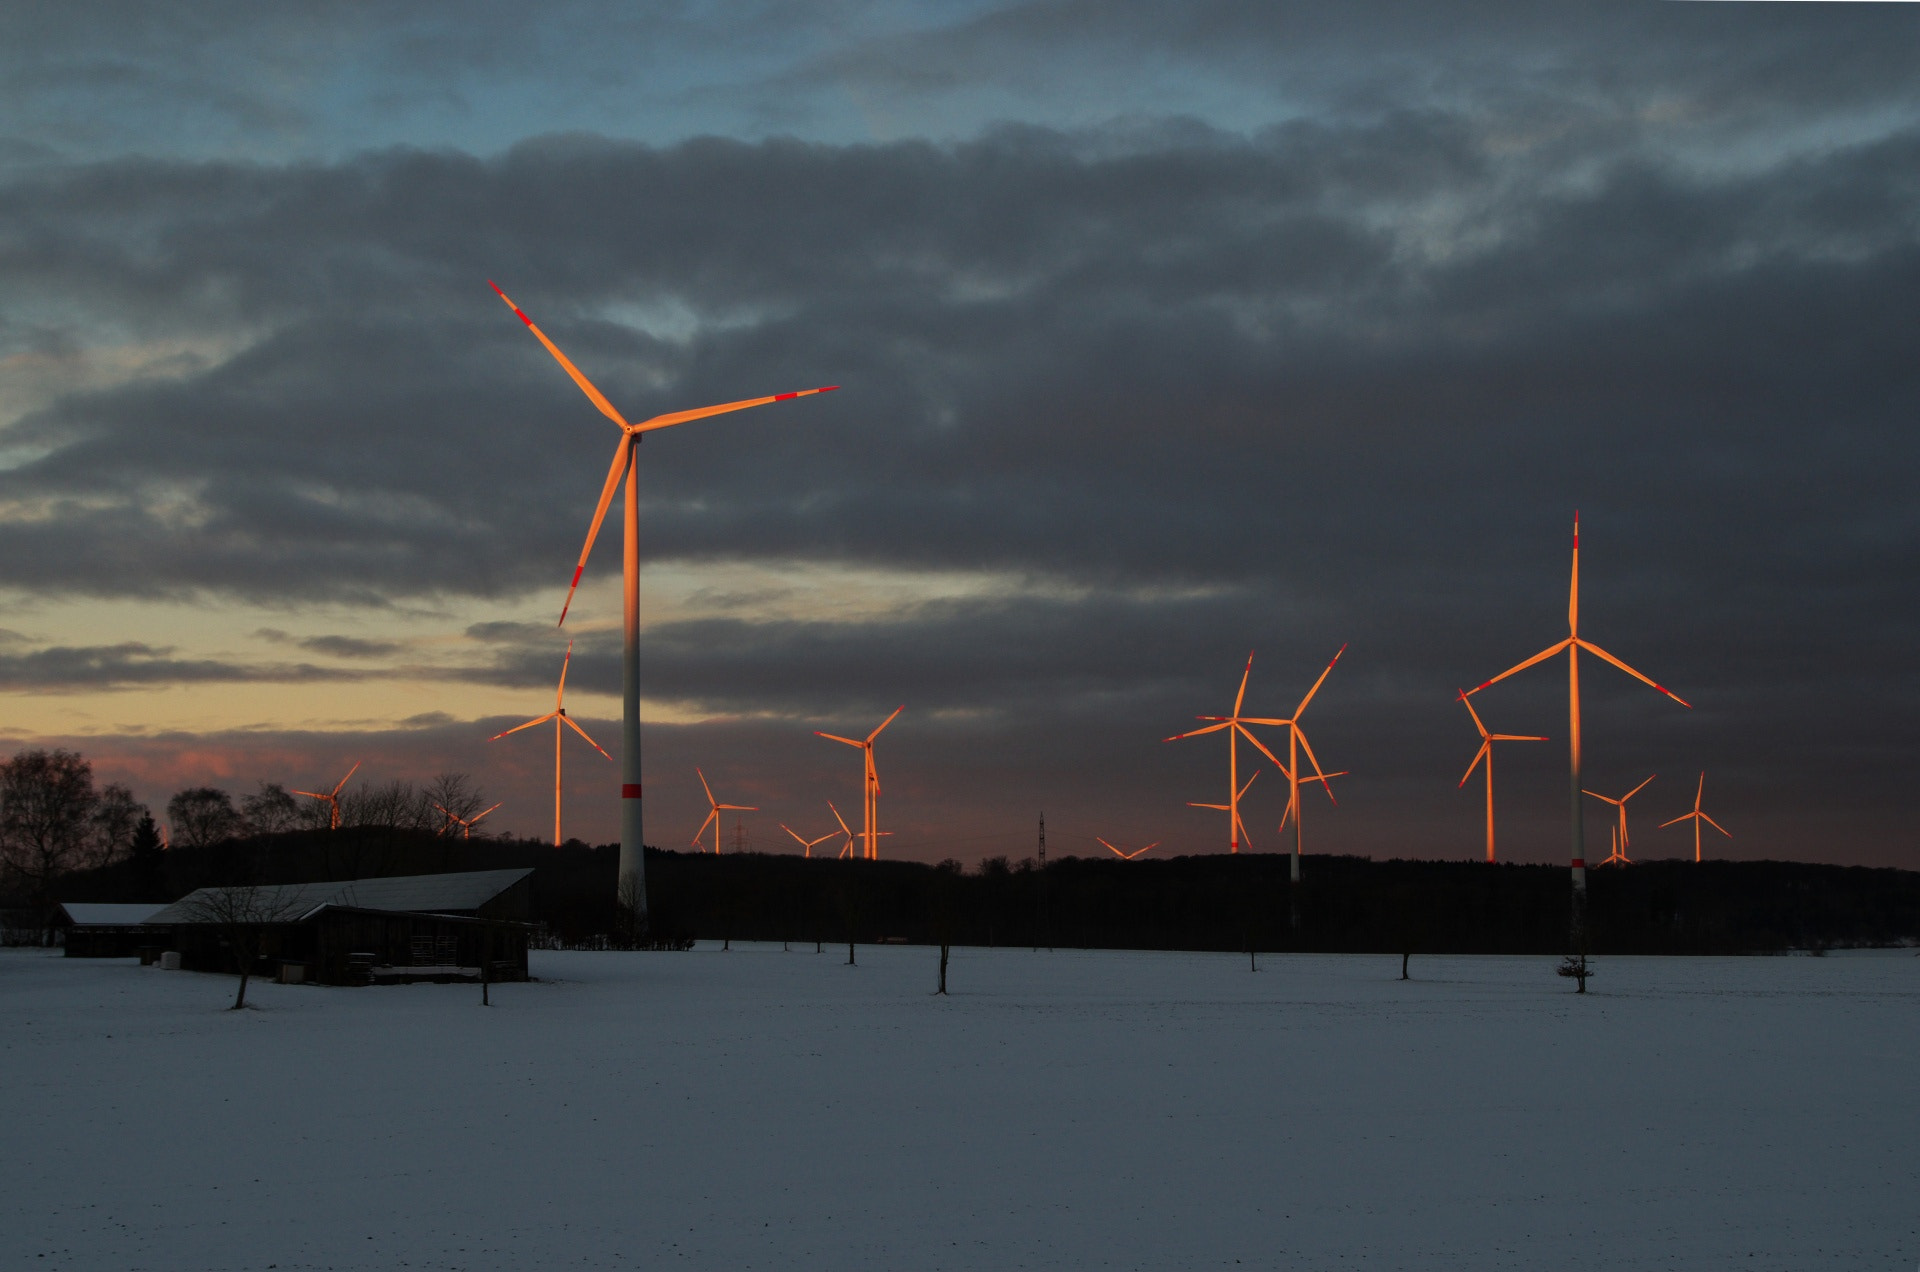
0;641;360;690
256;629;404;659
2;5;1916;865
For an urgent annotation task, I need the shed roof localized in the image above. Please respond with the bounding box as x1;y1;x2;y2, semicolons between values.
60;902;168;927
146;868;533;926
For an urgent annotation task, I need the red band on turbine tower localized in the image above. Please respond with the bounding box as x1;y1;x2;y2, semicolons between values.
622;784;642;799
1571;858;1585;869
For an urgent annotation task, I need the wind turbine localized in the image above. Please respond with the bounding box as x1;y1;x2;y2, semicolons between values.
434;801;502;840
491;281;835;924
1233;645;1348;882
1661;772;1730;863
1458;690;1549;864
826;800;891;859
1464;513;1689;935
489;640;610;847
1097;837;1159;860
1166;652;1286;853
293;761;361;831
693;769;759;854
781;822;838;858
816;706;903;860
1583;774;1656;866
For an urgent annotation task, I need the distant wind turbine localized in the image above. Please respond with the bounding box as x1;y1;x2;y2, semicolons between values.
1583;774;1656;866
292;761;361;831
1457;690;1548;864
1097;838;1159;860
1661;772;1730;863
781;822;838;858
1464;513;1689;937
693;769;758;854
489;640;610;847
490;280;835;924
828;800;890;859
816;707;904;860
435;801;502;840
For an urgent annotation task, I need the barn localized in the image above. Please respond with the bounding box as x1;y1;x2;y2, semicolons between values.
143;868;535;986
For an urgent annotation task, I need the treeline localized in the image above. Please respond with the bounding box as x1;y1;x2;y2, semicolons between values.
51;828;1920;955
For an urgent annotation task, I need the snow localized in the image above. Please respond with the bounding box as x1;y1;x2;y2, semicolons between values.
2;942;1914;1270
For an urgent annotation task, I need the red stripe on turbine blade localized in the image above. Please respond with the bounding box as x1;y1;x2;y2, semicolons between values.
774;392;797;401
622;784;642;799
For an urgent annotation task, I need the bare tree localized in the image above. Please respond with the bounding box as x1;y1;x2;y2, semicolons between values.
0;749;100;921
341;779;432;833
89;783;147;870
423;773;487;834
178;884;304;1009
241;782;301;835
168;787;243;850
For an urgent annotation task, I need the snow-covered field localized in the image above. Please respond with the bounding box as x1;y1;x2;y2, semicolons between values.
3;943;1913;1271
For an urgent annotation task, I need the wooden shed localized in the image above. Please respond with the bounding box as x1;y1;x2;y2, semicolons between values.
58;902;168;957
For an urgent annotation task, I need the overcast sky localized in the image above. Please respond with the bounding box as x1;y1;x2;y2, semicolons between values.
1;1;1915;866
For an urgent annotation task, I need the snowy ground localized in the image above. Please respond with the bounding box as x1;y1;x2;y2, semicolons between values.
3;942;1914;1271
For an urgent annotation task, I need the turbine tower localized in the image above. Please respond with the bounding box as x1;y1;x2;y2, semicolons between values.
1660;772;1730;863
1464;513;1689;942
1457;690;1548;863
491;280;834;927
692;769;758;854
489;640;611;847
816;706;903;860
292;761;360;831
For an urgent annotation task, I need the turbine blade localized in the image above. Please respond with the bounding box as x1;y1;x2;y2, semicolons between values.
556;638;573;707
717;803;758;811
697;767;716;805
816;732;864;747
1574;640;1691;708
1165;721;1234;742
1702;814;1731;837
866;704;905;743
1659;813;1691;828
1292;643;1347;718
331;760;362;798
1189;802;1231;811
633;386;839;435
1234;724;1291;777
1461;741;1490;788
1466;639;1573;696
783;824;809;848
562;713;612;758
289;790;323;800
693;809;717;843
1624;773;1657;801
829;801;852;837
490;281;633;430
473;804;501;821
1457;689;1490;740
1581;789;1620;805
1233;651;1254;716
490;712;558;740
559;434;633;626
1237;769;1260;801
1490;734;1550;742
1294;728;1336;801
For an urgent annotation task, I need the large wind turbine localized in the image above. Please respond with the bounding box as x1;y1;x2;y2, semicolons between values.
816;706;903;860
1231;645;1347;881
1166;653;1285;853
293;761;360;831
1465;513;1689;937
1661;772;1730;863
693;769;758;854
1457;690;1548;864
491;281;835;925
489;640;610;847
